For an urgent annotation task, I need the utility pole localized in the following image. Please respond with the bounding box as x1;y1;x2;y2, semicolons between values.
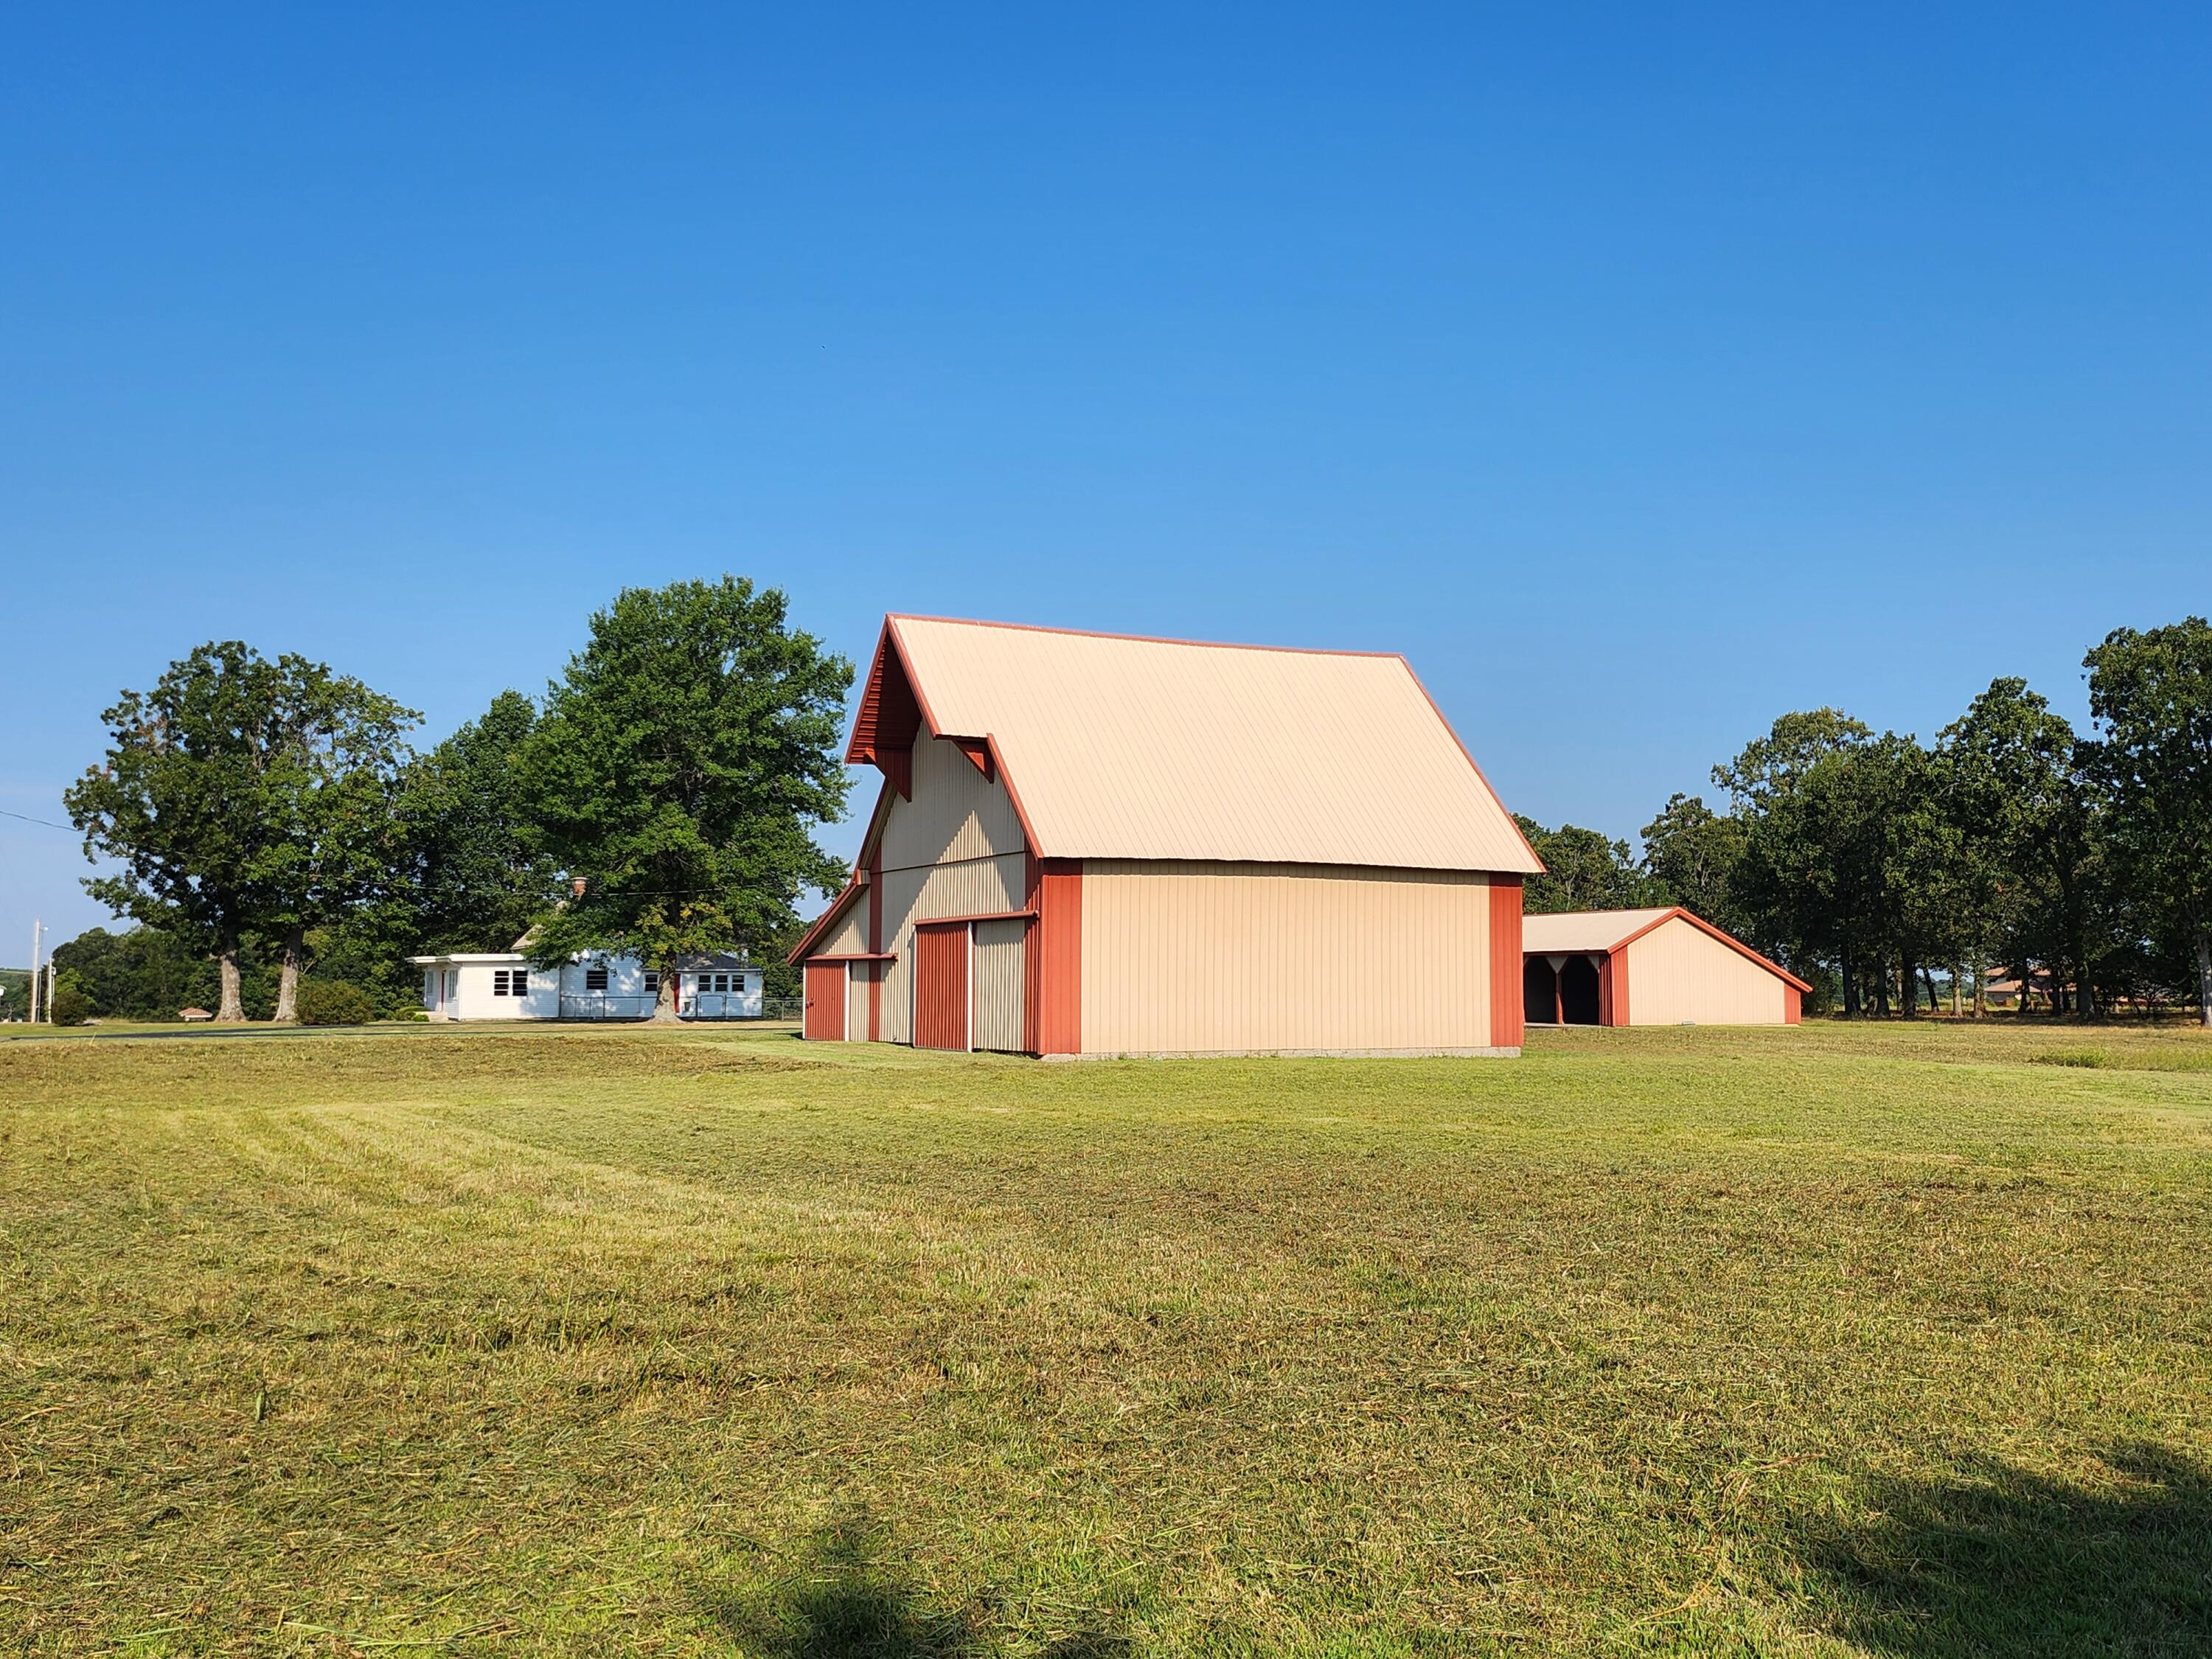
28;918;42;1023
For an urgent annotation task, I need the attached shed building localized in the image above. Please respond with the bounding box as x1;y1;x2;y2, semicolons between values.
790;615;1545;1057
1521;907;1808;1027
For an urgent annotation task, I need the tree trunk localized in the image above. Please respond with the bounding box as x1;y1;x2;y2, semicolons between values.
1950;966;1961;1018
215;936;246;1023
1899;958;1917;1017
273;928;306;1023
1926;967;1943;1016
2196;933;2211;1029
650;962;681;1024
1973;960;1986;1018
1841;956;1857;1018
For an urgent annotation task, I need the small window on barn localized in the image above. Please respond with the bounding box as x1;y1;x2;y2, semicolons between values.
585;966;609;992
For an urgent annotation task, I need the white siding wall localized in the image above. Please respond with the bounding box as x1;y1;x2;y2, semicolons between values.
1622;918;1790;1025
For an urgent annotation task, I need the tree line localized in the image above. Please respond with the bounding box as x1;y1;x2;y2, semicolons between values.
1514;616;2212;1022
56;577;853;1023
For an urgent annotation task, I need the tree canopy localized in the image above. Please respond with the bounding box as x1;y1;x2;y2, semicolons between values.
2084;617;2212;1025
518;577;854;1018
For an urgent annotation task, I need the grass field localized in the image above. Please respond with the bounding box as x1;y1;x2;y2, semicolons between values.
3;1020;2209;1656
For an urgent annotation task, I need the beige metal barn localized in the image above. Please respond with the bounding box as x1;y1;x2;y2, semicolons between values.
789;614;1545;1058
1520;907;1809;1027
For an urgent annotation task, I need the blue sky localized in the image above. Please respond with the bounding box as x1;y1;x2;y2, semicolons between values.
4;4;2208;961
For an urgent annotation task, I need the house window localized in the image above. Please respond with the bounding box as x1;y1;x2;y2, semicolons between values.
585;966;609;992
713;973;730;993
492;970;512;996
643;972;659;995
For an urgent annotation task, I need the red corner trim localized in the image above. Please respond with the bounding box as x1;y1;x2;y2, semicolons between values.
1488;876;1523;1048
866;840;883;1041
1034;858;1082;1055
1608;945;1630;1026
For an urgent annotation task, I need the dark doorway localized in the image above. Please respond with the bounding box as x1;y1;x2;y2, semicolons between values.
1523;958;1559;1026
1560;956;1601;1025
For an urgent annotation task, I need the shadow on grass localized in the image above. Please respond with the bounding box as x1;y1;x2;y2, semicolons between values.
1798;1442;2212;1657
706;1517;1130;1659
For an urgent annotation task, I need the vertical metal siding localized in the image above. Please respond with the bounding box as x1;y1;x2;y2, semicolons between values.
913;923;970;1051
1621;918;1790;1024
803;961;847;1041
1077;861;1498;1054
879;735;1026;869
872;852;1026;1043
814;904;870;957
972;918;1027;1052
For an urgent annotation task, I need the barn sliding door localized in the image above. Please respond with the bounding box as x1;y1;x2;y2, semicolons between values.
912;922;970;1051
802;960;847;1041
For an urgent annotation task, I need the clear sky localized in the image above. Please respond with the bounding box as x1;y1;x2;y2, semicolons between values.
4;4;2208;962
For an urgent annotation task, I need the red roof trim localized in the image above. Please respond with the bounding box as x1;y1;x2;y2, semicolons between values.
884;617;951;741
1398;657;1544;874
846;620;925;786
787;874;867;965
1610;907;1813;993
884;612;1405;661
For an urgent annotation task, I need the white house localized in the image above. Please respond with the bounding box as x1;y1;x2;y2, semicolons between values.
409;945;764;1022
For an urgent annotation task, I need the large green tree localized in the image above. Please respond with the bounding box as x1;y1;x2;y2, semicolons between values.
1514;815;1656;915
64;642;417;1023
518;578;853;1020
2084;617;2212;1024
1939;678;2108;1017
255;665;420;1022
1637;793;1746;931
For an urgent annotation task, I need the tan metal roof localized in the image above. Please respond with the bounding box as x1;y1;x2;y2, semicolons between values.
1521;908;1677;953
873;616;1542;873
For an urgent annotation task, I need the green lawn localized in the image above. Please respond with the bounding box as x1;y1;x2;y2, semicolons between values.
3;1021;2208;1656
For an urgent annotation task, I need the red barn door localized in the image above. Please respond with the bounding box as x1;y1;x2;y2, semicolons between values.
802;960;846;1041
912;922;970;1051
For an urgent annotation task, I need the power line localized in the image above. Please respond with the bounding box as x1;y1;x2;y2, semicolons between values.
0;808;72;832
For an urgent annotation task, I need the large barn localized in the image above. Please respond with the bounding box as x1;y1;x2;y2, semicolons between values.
789;615;1545;1057
1521;907;1809;1027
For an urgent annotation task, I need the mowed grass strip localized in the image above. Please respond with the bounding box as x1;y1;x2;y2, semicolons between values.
1;1023;2208;1656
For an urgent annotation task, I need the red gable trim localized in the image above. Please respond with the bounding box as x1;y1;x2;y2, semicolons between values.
787;877;866;964
1609;907;1813;994
846;620;924;799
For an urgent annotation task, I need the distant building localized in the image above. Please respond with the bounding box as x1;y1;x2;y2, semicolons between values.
1522;908;1808;1026
408;944;763;1022
788;614;1542;1057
